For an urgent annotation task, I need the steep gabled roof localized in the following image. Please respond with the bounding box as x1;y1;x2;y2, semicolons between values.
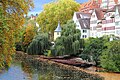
55;22;61;32
75;12;91;19
79;0;101;13
79;18;90;29
94;8;104;20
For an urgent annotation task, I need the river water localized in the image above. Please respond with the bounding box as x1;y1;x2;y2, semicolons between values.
0;53;104;80
0;58;90;80
0;53;120;80
0;61;39;80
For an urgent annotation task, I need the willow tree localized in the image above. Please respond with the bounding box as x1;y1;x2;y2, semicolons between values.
54;20;83;56
37;0;80;39
0;0;34;68
27;33;51;55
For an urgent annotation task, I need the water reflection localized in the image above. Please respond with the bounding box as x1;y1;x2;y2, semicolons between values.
0;59;83;80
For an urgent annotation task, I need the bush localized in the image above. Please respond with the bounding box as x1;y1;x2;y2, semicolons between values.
81;37;108;66
100;41;120;72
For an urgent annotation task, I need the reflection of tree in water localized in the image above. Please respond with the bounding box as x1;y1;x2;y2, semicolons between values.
38;72;54;80
21;61;33;80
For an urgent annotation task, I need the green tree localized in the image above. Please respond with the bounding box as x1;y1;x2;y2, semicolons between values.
27;33;51;55
100;40;120;72
0;0;34;68
37;0;80;39
54;20;82;56
81;37;108;66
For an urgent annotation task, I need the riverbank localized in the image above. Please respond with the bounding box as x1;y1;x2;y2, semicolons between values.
16;51;120;80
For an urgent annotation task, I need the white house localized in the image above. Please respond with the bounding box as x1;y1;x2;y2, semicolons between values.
102;10;115;36
54;22;62;41
90;9;103;38
73;12;91;38
115;5;120;37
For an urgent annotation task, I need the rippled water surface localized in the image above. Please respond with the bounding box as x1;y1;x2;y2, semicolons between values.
1;55;119;80
0;61;39;80
0;59;83;80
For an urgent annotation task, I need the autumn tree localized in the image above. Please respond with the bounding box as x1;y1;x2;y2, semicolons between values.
37;0;80;39
0;0;33;68
22;24;36;52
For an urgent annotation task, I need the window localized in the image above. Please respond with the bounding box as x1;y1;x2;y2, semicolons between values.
90;20;97;24
57;32;59;35
93;27;96;30
115;22;119;26
92;15;95;18
90;27;92;30
82;35;84;38
102;20;106;24
116;30;120;35
84;35;87;38
106;19;113;23
83;30;87;33
82;35;87;38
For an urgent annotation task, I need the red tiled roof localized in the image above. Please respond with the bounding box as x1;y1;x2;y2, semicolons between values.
94;8;104;20
79;0;120;13
114;0;118;4
79;0;101;13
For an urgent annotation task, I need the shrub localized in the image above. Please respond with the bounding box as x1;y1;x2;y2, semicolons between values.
100;40;120;72
81;37;108;66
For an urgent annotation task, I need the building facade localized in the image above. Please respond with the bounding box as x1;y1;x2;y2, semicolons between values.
102;11;115;36
75;0;120;38
73;12;90;38
115;5;120;37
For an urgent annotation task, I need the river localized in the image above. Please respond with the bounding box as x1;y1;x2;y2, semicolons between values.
1;52;120;80
0;53;102;80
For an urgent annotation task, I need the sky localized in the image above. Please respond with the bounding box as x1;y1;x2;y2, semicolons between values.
28;0;88;16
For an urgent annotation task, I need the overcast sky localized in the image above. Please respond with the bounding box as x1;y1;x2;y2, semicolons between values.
28;0;88;15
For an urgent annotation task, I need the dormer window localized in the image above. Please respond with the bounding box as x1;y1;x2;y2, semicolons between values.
92;15;95;18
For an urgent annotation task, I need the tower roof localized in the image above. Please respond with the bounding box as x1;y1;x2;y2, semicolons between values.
55;22;61;32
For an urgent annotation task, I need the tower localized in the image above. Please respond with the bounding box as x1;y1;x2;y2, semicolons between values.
54;21;62;41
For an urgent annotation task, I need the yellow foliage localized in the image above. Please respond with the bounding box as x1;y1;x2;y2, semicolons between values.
0;0;34;68
23;25;36;46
